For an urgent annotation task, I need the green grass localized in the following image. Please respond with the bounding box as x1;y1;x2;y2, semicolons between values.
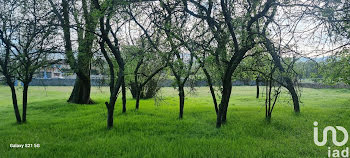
0;86;350;157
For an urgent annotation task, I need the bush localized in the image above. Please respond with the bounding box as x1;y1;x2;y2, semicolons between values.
129;78;161;99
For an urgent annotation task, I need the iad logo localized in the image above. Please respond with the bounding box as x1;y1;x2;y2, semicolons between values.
314;121;349;158
314;121;348;146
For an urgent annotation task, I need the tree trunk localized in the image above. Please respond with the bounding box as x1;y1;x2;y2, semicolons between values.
267;78;272;118
106;102;114;129
64;0;96;105
256;77;260;99
285;78;300;113
9;84;21;123
221;101;229;123
179;85;185;119
68;75;93;104
209;83;218;114
217;73;232;128
221;88;231;123
61;0;93;105
22;83;29;122
202;67;218;114
267;39;300;113
135;88;140;110
106;73;123;128
220;75;233;124
122;77;126;113
105;72;123;129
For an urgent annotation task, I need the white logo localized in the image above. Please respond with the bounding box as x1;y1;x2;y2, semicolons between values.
314;121;349;146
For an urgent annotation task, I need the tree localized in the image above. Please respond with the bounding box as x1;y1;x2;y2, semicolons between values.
49;0;97;104
239;51;298;119
264;65;281;119
263;36;301;113
183;0;281;127
148;1;200;119
194;51;220;114
0;0;21;122
93;0;167;127
93;0;131;128
0;0;59;122
122;44;167;110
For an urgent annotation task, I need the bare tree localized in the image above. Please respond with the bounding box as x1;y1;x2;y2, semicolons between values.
0;0;21;122
0;0;59;122
182;0;281;127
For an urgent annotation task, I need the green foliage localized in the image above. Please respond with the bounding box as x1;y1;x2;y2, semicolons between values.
294;60;320;80
320;50;350;85
122;45;163;99
122;45;143;83
233;52;272;82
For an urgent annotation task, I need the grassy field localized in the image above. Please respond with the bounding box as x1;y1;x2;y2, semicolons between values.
0;86;350;157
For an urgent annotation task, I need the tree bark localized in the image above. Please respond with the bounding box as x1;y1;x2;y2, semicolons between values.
122;77;126;113
59;0;96;105
285;77;300;113
61;0;94;105
266;37;300;113
9;84;21;123
221;86;232;123
202;67;218;114
105;70;123;129
106;102;114;129
68;30;95;104
216;71;233;128
68;76;93;104
22;83;29;122
221;101;229;123
179;85;185;119
267;77;272;118
135;88;140;110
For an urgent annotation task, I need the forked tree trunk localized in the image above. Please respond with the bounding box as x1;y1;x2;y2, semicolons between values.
178;85;185;119
220;81;232;123
217;71;233;128
57;0;95;105
9;84;21;123
106;72;123;129
106;101;115;129
265;77;281;119
133;65;165;110
68;75;93;104
22;83;29;122
267;38;300;113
